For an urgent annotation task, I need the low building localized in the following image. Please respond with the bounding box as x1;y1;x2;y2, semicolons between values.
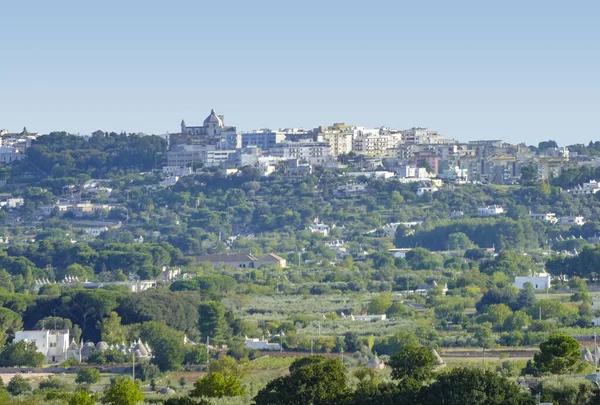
195;253;287;269
569;180;600;195
415;281;448;295
416;186;438;196
528;212;558;223
558;216;586;226
14;329;70;363
478;205;504;216
514;274;551;290
244;337;281;351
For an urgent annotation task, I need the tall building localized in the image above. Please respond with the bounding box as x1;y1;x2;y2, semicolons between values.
171;109;237;147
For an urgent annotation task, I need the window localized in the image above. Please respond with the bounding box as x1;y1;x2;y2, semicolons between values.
50;343;57;348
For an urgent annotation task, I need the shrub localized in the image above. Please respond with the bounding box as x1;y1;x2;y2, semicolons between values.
75;368;101;384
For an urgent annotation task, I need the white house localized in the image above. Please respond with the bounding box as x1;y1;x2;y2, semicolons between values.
478;205;504;216
569;180;600;195
416;186;438;196
528;212;558;223
514;274;551;291
14;329;70;363
558;216;586;226
244;337;281;351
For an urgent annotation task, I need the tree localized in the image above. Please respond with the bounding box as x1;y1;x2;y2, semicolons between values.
474;323;494;354
7;375;31;396
448;232;474;251
367;292;393;314
69;390;98;405
98;311;127;345
198;301;225;343
516;283;537;310
254;356;348;405
534;334;582;375
420;367;535;405
139;322;185;372
208;356;245;379
344;332;362;353
388;343;437;391
0;341;45;367
102;377;144;405
190;372;245;398
76;368;101;384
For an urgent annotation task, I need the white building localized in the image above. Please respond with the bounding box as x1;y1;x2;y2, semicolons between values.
0;146;23;163
558;216;586;226
478;205;504;216
162;166;193;177
514;274;551;291
417;186;438;196
270;141;331;166
528;212;558;223
569;180;600;195
14;329;70;363
244;337;281;351
0;198;24;208
352;127;401;155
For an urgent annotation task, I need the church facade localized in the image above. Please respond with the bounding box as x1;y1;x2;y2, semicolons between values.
171;109;237;147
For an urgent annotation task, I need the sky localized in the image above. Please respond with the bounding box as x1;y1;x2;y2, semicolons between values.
1;0;599;145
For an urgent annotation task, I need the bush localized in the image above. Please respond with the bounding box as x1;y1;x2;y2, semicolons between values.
7;375;31;396
38;376;68;391
75;368;101;384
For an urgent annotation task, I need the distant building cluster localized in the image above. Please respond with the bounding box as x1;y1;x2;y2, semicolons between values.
159;109;600;187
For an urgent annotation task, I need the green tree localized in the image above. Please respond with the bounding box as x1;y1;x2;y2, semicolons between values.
367;292;393;314
198;301;225;343
0;341;45;367
388;343;437;391
344;332;362;353
102;377;144;405
448;232;474;251
420;367;535;405
7;375;31;396
139;322;185;372
534;334;581;375
474;323;494;354
69;390;98;405
76;368;101;384
254;356;348;405
98;311;127;345
190;372;245;398
516;283;537;310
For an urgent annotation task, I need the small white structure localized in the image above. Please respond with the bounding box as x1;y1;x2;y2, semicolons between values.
558;216;586;226
416;186;438;196
514;274;551;291
244;337;281;351
528;212;558;223
592;318;600;327
345;314;387;322
14;329;70;363
388;248;412;258
478;205;504;216
0;198;24;208
569;180;600;195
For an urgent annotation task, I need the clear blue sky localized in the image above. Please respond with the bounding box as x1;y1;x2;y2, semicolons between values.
1;0;599;145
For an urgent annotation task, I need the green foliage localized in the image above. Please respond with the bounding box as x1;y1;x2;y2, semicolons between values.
539;376;596;405
139;321;185;372
38;376;68;391
254;356;348;405
76;368;102;384
102;376;144;405
388;343;437;391
534;334;582;375
419;367;535;405
69;390;98;405
198;301;225;343
0;341;45;367
189;372;245;398
367;292;392;314
7;375;32;396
